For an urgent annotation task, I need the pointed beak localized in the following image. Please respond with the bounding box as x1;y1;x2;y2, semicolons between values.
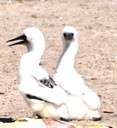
6;34;27;46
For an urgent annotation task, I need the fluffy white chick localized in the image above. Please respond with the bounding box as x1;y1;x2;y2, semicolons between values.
6;27;68;119
54;26;102;121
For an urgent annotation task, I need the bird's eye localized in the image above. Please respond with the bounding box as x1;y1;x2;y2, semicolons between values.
63;33;67;38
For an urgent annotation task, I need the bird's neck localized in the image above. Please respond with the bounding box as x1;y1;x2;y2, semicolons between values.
19;52;41;71
21;40;45;66
56;40;78;72
28;39;45;56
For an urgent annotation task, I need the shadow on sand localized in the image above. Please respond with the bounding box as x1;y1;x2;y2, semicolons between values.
0;117;14;123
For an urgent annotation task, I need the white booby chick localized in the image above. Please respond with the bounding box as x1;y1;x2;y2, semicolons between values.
6;27;68;119
54;26;102;120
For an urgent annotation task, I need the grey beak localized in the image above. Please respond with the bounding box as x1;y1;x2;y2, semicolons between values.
6;34;27;46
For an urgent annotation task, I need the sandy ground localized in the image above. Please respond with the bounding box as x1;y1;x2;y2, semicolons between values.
0;0;117;127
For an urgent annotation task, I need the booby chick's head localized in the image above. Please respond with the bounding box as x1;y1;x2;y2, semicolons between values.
6;27;45;53
61;26;78;46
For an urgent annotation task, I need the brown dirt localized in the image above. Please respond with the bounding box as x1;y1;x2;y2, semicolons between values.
0;0;117;127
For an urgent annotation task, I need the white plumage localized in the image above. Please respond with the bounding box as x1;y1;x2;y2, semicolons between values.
54;26;102;120
6;27;68;119
6;26;102;121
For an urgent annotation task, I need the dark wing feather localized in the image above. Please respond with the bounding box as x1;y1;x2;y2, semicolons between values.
40;76;57;88
31;75;57;88
25;94;49;103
